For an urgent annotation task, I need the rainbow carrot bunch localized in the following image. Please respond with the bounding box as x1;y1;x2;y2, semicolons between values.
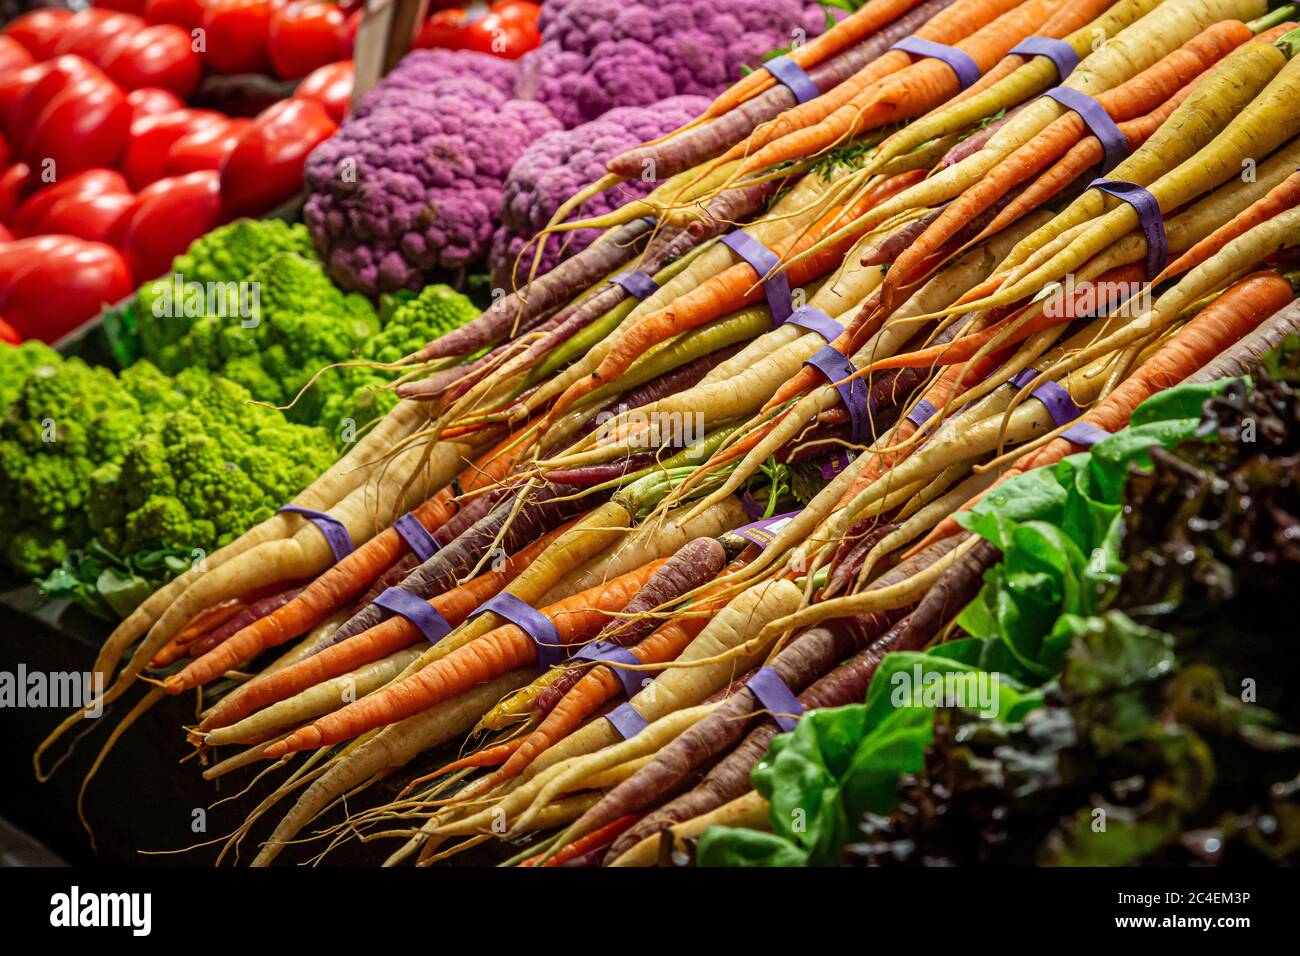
32;0;1300;870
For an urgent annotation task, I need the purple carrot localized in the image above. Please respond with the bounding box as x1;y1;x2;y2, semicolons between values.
604;531;993;861
1188;298;1300;383
935;103;1025;172
185;586;305;658
314;481;598;652
342;482;508;619
568;536;962;849
497;181;774;386
686;179;779;239
543;453;660;487
606;0;958;180
410;216;656;363
567;342;744;447
530;537;727;718
606;614;917;863
824;520;901;598
860;207;947;267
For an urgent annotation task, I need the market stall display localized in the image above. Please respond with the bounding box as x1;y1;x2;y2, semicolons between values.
2;0;1299;872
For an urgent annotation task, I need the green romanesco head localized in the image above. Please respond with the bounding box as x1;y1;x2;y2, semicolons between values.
368;284;478;365
0;357;165;575
0;340;62;412
87;375;336;558
137;219;316;362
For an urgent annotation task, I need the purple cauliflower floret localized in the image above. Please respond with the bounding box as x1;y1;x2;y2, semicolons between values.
353;49;517;118
489;95;710;290
303;78;561;295
516;0;828;128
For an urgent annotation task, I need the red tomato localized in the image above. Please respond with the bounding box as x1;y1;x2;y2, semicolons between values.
0;132;7;169
0;224;11;244
0;64;50;137
166;118;250;175
293;59;353;123
5;57;105;149
4;10;77;60
113;170;222;281
0;315;19;344
143;0;208;30
101;24;203;98
40;190;137;244
415;1;540;59
0;37;35;75
201;0;275;75
53;11;147;64
10;169;130;236
22;74;133;177
126;87;186;121
0;163;36;223
267;2;347;80
94;0;149;12
121;108;226;190
219;97;335;218
0;235;133;342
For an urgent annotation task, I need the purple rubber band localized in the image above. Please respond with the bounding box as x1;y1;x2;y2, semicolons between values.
818;449;854;481
747;667;805;732
1008;37;1078;80
722;230;793;324
906;399;938;429
891;36;980;89
1090;178;1168;278
393;512;440;562
373;587;452;645
1043;87;1127;173
805;345;870;443
786;305;845;342
734;511;799;549
1030;379;1083;427
572;641;646;699
470;593;565;667
1008;369;1083;427
741;491;766;521
278;506;353;562
606;702;649;740
611;270;659;300
1060;420;1111;448
765;54;819;104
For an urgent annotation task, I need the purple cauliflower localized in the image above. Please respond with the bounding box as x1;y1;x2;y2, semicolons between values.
303;78;561;295
515;0;829;128
489;95;710;290
352;49;517;119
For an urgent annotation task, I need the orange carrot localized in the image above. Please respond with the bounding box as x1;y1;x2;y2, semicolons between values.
475;615;712;792
402;738;529;796
196;525;570;731
1160;171;1300;281
546;171;926;424
735;0;1056;180
703;0;930;120
719;0;1026;164
885;20;1252;294
860;264;1150;376
911;269;1296;551
529;814;644;867
161;434;530;695
971;85;1197;246
265;559;671;757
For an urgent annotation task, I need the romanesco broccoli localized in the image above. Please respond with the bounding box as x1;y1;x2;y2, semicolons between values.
137;218;317;361
0;340;62;412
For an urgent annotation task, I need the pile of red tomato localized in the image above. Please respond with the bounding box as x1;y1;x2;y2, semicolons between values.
0;5;350;343
0;1;542;345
